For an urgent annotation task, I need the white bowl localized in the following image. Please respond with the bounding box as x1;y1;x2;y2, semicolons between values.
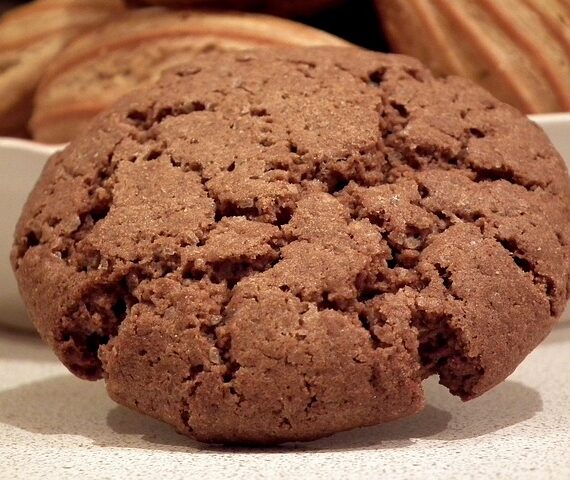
528;113;570;163
0;139;62;330
2;114;570;331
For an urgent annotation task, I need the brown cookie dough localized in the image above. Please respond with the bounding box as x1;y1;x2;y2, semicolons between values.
12;47;570;445
124;0;344;17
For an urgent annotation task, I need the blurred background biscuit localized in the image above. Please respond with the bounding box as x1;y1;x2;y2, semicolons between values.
0;0;124;137
375;0;570;114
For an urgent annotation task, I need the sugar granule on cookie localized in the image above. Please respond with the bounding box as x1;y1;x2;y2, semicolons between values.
12;47;570;445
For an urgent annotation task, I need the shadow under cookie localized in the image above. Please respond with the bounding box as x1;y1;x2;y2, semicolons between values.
0;374;542;452
0;327;59;363
0;374;199;453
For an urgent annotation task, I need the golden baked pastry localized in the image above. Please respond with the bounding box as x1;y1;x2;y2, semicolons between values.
375;0;570;113
30;8;350;143
0;0;124;137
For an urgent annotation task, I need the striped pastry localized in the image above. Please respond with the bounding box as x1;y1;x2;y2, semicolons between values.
0;0;124;137
124;0;344;17
375;0;570;114
30;8;350;143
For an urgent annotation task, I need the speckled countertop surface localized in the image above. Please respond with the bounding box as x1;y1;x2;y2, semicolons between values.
1;317;569;480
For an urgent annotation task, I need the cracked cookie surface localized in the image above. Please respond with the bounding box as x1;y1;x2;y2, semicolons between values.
12;47;570;445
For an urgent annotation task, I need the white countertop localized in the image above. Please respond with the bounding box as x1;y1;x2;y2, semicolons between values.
1;320;569;480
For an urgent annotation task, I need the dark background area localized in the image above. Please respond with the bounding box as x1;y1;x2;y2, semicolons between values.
304;0;388;51
0;0;22;13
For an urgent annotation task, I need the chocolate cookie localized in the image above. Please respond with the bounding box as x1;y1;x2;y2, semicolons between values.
13;47;570;445
30;8;348;143
124;0;344;17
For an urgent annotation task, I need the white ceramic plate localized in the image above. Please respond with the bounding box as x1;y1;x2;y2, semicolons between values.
1;114;570;331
